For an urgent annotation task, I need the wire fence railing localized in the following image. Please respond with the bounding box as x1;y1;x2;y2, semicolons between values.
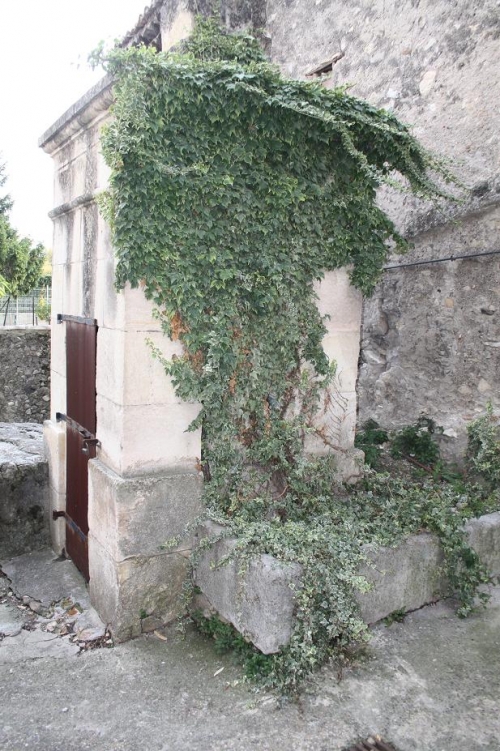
0;287;52;326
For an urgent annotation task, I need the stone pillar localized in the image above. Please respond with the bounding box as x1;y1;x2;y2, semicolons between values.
309;269;365;479
40;79;203;641
88;281;202;640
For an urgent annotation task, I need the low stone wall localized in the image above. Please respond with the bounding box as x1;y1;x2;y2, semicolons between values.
194;512;500;654
0;327;50;423
0;423;50;559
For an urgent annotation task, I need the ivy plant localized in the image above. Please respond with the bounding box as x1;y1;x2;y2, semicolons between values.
96;20;481;693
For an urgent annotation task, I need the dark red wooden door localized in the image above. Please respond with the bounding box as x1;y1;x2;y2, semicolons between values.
58;314;98;581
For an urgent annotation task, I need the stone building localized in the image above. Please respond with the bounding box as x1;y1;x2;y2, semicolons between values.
41;0;499;638
40;0;364;639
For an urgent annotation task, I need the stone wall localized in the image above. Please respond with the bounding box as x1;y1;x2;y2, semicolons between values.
267;0;499;200
0;328;50;424
264;0;500;460
358;206;500;459
0;423;49;559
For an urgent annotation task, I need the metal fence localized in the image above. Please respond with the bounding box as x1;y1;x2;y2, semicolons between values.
0;287;52;326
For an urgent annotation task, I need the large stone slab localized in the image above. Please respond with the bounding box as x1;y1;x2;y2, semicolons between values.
0;627;80;664
194;522;302;655
356;534;446;625
1;548;106;643
465;511;500;575
1;549;90;608
193;512;500;653
88;458;202;561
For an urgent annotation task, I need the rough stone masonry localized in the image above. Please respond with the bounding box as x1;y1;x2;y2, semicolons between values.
264;0;500;459
0;327;50;423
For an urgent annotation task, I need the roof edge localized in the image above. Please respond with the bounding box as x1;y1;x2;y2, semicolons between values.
39;75;114;153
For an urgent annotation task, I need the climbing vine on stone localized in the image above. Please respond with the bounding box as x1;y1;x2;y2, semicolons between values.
98;20;473;692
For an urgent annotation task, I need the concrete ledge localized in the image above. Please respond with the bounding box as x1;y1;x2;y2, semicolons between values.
193;512;500;654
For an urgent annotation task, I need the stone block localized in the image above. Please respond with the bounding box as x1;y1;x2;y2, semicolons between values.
66;209;84;266
305;389;357;462
161;4;194;51
88;534;189;642
48;486;66;555
88;458;202;560
122;284;164;333
96;327;184;408
51;218;69;266
43;420;66;495
193;514;500;654
321;331;362;392
50;312;66;378
96;146;111;198
315;269;363;332
50;370;66;420
194;522;302;655
356;534;446;624
123;330;184;406
96;395;201;475
50;264;64;322
64;260;84;317
465;512;500;576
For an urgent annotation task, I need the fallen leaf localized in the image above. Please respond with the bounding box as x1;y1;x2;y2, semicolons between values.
153;630;168;641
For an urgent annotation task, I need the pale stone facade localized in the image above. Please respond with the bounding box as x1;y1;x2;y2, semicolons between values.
40;2;364;639
40;75;203;640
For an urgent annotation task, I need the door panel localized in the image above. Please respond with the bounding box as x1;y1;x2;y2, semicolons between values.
59;315;98;581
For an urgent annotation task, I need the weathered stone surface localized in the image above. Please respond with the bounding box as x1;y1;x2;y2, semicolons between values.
1;548;106;644
0;423;46;465
0;603;23;637
263;0;500;465
0;328;50;423
358;207;500;462
0;627;80;664
88;458;202;561
465;511;500;576
88;534;189;641
0;424;49;557
43;421;67;554
194;513;500;652
1;549;90;609
267;0;498;218
356;534;446;624
194;522;302;654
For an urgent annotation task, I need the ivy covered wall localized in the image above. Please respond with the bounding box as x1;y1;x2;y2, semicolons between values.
262;0;500;456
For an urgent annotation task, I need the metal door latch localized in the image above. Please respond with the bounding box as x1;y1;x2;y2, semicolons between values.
82;438;100;455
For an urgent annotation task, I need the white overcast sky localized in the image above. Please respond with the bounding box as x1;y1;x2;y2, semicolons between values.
0;0;151;247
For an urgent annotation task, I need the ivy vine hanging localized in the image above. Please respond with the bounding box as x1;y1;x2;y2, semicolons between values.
96;20;478;693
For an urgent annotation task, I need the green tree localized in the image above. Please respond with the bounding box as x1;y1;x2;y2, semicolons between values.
0;159;45;296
